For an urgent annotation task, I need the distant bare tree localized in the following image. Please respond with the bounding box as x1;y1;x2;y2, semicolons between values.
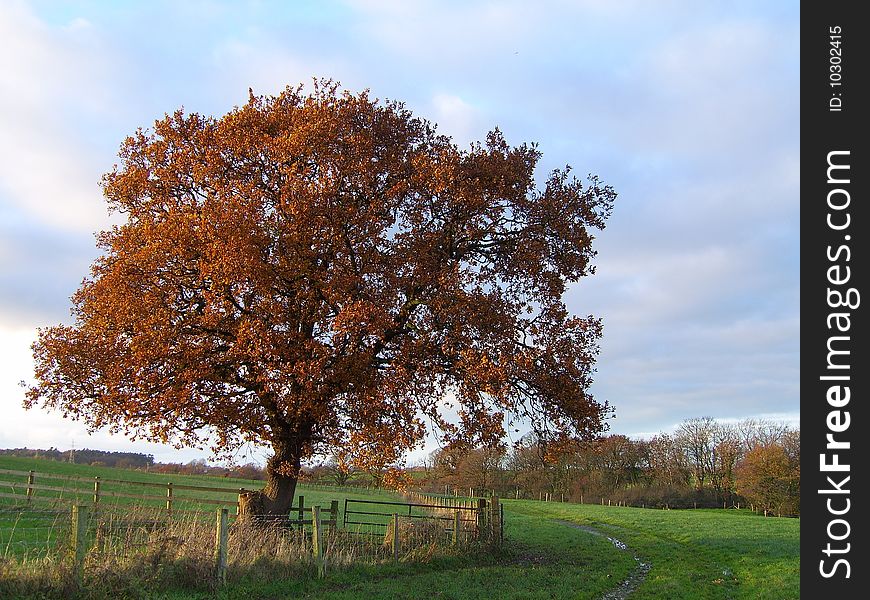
324;453;356;486
596;435;646;489
735;419;790;455
453;446;506;492
710;423;740;501
647;434;691;488
676;417;717;490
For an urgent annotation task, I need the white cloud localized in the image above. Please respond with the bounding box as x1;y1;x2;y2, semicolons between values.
0;3;118;234
345;0;541;61
430;93;481;146
208;34;348;102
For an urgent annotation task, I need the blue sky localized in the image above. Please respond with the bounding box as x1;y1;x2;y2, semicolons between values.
0;0;799;464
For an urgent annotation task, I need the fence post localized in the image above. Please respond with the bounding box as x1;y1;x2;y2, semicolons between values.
490;497;500;545
26;470;35;504
392;513;400;560
237;489;244;515
312;505;325;578
329;500;339;533
93;477;101;505
453;510;461;546
476;498;487;540
214;508;228;583
298;495;305;524
166;482;173;513
71;504;89;575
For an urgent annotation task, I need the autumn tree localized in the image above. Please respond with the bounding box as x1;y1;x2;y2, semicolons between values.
506;435;551;494
26;81;615;519
735;442;800;516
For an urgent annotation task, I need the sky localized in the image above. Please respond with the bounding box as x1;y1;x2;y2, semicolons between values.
0;0;799;465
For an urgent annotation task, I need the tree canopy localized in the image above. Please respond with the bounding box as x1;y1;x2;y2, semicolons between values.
27;81;615;514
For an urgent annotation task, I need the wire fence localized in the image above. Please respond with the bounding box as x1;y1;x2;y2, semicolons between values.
1;504;70;560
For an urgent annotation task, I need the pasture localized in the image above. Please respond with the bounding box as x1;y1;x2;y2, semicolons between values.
0;457;799;599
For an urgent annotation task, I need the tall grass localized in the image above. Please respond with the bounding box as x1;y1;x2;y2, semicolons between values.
0;501;471;599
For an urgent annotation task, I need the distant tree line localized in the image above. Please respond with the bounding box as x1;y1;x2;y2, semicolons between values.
0;447;265;480
148;459;266;480
417;417;800;516
0;447;155;469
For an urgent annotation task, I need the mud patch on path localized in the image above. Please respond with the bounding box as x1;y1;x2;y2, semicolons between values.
555;520;651;600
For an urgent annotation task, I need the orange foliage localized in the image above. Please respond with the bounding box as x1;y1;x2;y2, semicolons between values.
26;81;614;505
735;443;800;515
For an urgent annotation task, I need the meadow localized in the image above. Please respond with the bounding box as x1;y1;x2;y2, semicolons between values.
0;456;799;599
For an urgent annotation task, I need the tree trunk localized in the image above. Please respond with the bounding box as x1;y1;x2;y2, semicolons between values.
238;438;301;525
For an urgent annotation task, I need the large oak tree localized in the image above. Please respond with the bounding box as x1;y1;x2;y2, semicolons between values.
27;82;615;517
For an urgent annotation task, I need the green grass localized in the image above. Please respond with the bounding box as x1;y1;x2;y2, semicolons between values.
0;457;800;599
503;500;799;600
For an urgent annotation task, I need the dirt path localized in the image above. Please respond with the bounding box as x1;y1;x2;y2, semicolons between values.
554;520;651;600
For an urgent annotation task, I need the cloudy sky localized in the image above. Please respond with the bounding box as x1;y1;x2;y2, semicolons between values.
0;0;799;464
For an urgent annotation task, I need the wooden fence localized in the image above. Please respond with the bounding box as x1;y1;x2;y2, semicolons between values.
61;503;335;582
3;493;340;582
342;497;477;537
1;472;505;584
0;467;254;513
0;468;346;529
403;491;503;545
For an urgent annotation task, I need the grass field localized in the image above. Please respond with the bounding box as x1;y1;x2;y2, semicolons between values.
504;500;799;600
0;457;799;599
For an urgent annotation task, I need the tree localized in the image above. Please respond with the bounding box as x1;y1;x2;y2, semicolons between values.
735;443;799;516
647;433;691;488
26;81;615;519
676;417;716;490
324;452;356;486
595;435;646;490
710;423;740;503
735;418;790;455
452;445;506;493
